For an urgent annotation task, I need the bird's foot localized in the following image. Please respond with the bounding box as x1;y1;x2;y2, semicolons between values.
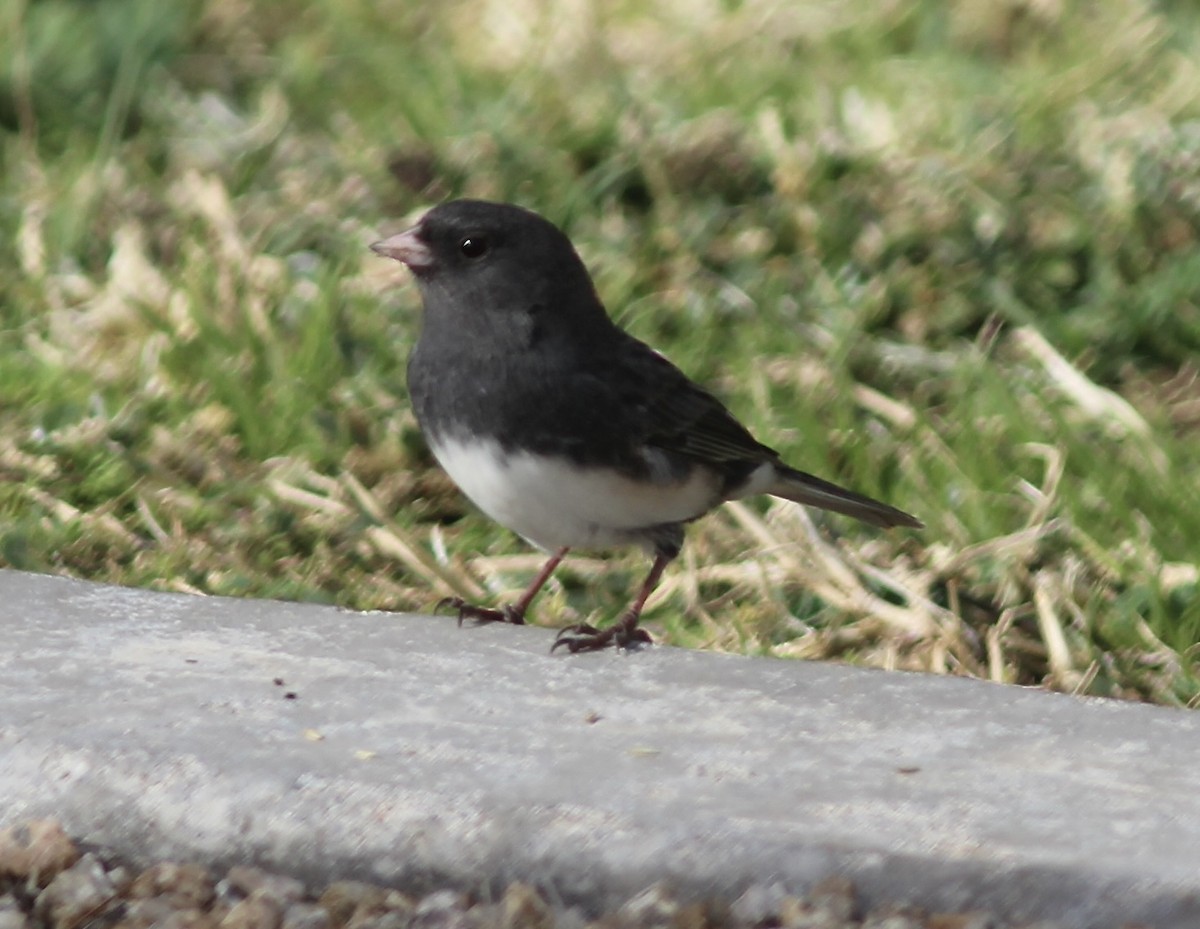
437;597;526;627
551;616;653;653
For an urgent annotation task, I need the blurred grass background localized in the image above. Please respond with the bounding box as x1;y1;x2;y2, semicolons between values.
2;0;1199;704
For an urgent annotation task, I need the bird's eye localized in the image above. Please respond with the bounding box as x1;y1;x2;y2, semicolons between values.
458;236;489;259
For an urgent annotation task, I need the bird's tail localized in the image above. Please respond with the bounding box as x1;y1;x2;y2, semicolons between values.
767;465;923;529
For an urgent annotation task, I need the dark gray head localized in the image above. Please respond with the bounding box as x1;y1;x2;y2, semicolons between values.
371;200;612;343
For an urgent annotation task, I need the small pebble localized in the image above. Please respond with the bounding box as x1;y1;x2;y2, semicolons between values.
222;867;306;906
220;893;283;929
927;914;1000;929
0;820;80;885
33;853;117;929
123;897;182;927
730;883;790;926
501;883;553;929
616;883;680;927
344;889;414;929
282;903;335;929
670;901;726;929
157;908;221;929
318;881;389;927
861;905;928;929
777;878;864;929
130;863;217;909
345;912;412;929
410;889;470;929
802;877;859;924
0;894;29;929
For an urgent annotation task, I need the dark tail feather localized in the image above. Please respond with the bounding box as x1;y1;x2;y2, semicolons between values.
767;465;923;530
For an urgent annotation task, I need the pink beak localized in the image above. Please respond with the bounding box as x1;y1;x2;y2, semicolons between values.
370;227;435;272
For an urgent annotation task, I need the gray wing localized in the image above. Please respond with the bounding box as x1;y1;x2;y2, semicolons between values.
602;333;780;482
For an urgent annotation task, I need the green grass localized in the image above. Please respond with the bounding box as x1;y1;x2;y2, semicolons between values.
3;0;1200;704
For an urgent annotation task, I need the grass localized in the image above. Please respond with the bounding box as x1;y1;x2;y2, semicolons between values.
2;0;1200;705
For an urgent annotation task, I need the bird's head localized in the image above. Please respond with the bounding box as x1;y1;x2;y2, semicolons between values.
371;200;603;323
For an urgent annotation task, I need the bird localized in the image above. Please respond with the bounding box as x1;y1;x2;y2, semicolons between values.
370;199;921;653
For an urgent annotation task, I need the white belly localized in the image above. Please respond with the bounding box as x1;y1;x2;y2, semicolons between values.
429;435;723;552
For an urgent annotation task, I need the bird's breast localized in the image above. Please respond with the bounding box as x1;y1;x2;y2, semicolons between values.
427;435;722;552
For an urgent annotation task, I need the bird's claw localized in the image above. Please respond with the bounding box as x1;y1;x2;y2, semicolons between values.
436;597;526;627
551;619;653;653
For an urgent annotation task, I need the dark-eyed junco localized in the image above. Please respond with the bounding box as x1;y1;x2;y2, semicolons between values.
371;200;921;652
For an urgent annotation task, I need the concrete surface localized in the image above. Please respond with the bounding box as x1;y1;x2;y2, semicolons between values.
1;569;1198;928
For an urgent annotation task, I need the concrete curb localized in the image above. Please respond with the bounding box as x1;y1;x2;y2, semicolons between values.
2;569;1197;928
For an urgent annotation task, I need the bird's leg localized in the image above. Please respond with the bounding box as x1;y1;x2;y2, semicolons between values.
552;552;671;653
439;547;568;627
